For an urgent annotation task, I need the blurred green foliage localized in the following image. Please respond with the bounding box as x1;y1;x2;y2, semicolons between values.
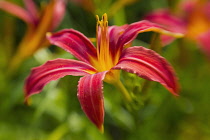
0;0;210;139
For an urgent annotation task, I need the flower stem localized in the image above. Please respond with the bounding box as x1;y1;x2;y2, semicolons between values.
150;33;162;54
46;123;69;140
113;80;132;102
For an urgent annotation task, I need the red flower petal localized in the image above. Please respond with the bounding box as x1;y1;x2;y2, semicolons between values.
112;46;179;95
116;20;183;52
77;71;107;131
47;29;97;64
0;1;33;24
25;58;97;101
108;25;128;58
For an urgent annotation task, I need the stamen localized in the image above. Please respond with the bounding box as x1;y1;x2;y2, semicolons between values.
95;13;113;72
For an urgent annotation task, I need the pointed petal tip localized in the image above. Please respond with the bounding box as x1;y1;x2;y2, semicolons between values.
171;89;179;96
98;124;104;133
24;100;29;105
77;72;107;134
161;74;180;96
24;96;31;106
167;84;180;97
24;88;33;105
46;32;52;38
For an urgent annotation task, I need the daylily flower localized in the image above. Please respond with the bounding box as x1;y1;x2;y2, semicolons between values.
24;13;182;132
0;0;66;70
145;0;210;58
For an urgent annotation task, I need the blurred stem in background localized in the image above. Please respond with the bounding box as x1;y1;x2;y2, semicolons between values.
167;0;180;13
46;123;69;140
149;33;162;53
108;0;138;17
0;14;15;70
70;0;139;22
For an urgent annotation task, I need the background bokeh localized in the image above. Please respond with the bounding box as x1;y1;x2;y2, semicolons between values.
0;0;210;140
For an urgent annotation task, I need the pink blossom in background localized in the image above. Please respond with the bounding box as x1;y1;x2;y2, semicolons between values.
145;0;210;57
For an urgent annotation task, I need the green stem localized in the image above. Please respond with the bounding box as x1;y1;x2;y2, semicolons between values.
46;123;69;140
167;0;180;13
177;38;189;67
150;33;162;54
112;7;126;26
113;80;132;102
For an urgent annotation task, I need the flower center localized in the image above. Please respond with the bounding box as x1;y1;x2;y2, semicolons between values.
95;13;114;72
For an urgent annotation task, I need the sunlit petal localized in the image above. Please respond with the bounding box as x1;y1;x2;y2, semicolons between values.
113;46;179;95
25;58;97;101
47;29;97;64
77;71;107;132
